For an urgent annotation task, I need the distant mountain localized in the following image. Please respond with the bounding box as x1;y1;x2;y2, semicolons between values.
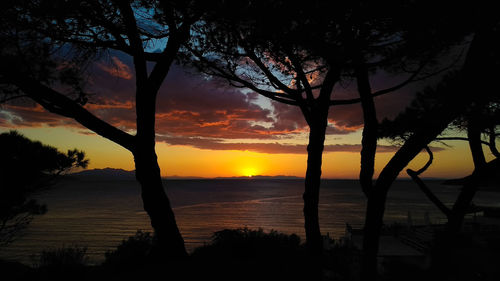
70;168;136;180
69;169;303;181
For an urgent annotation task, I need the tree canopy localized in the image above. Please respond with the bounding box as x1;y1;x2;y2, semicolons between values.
0;0;202;258
0;131;88;245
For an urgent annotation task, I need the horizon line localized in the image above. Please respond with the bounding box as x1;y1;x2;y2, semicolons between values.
71;168;450;180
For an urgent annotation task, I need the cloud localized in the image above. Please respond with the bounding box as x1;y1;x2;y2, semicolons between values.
326;72;418;130
97;56;133;80
157;134;405;154
0;102;77;128
0;52;423;154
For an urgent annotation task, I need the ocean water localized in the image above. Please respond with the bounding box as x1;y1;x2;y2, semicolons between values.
1;179;499;264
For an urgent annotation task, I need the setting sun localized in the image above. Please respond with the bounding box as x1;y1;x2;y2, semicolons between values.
241;166;259;177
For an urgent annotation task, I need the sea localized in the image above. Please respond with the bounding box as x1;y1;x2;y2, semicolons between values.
1;178;499;265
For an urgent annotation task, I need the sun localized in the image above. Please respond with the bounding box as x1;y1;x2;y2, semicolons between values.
241;166;258;177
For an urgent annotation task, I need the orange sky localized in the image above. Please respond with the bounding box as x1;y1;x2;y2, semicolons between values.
0;55;486;179
0;126;481;179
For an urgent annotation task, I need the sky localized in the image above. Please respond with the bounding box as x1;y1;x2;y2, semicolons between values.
0;52;486;179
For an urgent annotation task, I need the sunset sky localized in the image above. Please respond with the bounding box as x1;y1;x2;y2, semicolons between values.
0;52;487;179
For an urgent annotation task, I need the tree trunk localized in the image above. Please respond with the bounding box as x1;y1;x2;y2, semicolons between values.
356;59;377;197
133;56;188;258
355;59;382;279
446;118;485;234
361;132;453;280
303;113;328;256
134;146;187;259
361;187;388;280
360;17;496;279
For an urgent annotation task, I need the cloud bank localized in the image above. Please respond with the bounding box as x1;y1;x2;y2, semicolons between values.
1;53;416;154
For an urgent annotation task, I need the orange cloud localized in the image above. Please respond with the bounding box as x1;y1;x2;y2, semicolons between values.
157;135;413;154
84;100;134;110
2;53;420;156
0;103;77;128
97;56;133;80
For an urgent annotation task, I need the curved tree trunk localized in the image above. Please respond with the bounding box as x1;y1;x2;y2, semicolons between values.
126;19;191;259
303;112;328;256
361;128;455;280
360;17;495;279
134;147;187;259
133;78;187;258
446;117;486;234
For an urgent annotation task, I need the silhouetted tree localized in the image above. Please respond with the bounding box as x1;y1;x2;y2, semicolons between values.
443;103;499;233
359;4;500;278
189;0;431;257
0;131;88;245
380;74;499;226
0;0;201;258
385;99;500;278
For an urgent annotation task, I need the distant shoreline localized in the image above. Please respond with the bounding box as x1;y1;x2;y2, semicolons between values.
69;168;450;181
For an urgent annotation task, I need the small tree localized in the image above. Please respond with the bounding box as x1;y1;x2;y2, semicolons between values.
0;131;88;245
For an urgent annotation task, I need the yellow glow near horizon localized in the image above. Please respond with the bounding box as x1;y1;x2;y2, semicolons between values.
241;166;259;177
1;127;477;179
156;143;305;177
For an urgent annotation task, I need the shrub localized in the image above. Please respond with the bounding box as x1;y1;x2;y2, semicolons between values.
190;228;309;281
192;227;301;259
103;230;154;267
36;245;88;268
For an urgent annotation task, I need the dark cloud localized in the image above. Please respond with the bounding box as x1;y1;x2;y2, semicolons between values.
0;53;425;154
326;73;418;130
0;102;77;128
157;135;406;154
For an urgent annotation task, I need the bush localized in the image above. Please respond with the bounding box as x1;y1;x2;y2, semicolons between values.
189;228;310;281
103;230;154;267
36;245;88;268
192;227;302;259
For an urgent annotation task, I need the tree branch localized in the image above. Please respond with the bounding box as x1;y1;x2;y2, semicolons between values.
9;75;135;151
147;22;191;94
143;52;164;61
190;49;299;106
244;47;299;97
407;169;452;218
318;64;340;102
416;146;434;175
330;69;421;106
407;146;451;218
114;0;148;84
287;52;314;102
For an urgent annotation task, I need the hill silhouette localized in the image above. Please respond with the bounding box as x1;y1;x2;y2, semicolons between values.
70;168;136;180
70;169;303;181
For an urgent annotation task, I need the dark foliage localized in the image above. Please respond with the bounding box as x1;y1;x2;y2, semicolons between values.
192;228;301;258
190;228;315;281
102;230;154;268
0;131;87;245
37;245;89;268
379;71;500;144
378;72;462;143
